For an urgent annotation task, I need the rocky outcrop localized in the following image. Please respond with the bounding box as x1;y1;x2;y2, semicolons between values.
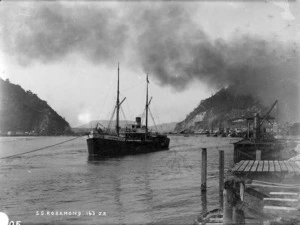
174;86;266;133
0;78;72;135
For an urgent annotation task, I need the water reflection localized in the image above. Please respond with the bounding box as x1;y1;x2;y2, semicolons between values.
219;190;223;208
201;192;207;214
86;153;157;224
0;136;235;224
87;155;122;162
111;167;125;224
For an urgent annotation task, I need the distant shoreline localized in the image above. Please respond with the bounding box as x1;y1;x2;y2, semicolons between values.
0;134;79;137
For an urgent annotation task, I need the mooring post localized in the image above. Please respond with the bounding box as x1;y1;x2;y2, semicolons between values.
201;191;207;214
201;148;207;192
219;150;224;192
233;182;246;224
223;187;233;225
219;150;224;207
239;182;245;201
233;206;245;224
256;150;261;160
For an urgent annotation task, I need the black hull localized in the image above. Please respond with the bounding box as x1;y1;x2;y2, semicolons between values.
87;136;170;157
233;139;296;163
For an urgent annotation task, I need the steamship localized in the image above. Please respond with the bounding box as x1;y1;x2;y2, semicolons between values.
86;65;170;157
233;100;296;163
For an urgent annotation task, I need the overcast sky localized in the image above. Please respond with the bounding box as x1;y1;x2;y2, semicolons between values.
0;1;299;127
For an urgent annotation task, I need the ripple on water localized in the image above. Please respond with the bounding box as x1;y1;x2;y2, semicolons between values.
0;135;235;224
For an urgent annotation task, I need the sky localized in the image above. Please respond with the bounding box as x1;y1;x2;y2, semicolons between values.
0;1;299;127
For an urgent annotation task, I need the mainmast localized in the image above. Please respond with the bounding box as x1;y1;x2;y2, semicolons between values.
116;63;120;136
145;74;149;136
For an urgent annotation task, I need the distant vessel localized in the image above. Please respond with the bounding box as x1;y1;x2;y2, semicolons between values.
233;100;296;163
87;64;170;157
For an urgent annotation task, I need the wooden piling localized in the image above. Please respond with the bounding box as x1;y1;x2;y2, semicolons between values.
256;150;261;160
240;182;245;201
219;150;224;208
219;150;224;193
201;148;207;192
223;188;233;225
233;206;245;224
201;191;207;214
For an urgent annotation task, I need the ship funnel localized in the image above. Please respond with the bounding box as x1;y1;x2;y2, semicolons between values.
253;113;260;140
136;117;141;128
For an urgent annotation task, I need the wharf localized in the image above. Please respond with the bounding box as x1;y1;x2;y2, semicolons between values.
230;161;300;224
232;160;300;174
193;104;300;224
233;139;296;163
193;149;300;225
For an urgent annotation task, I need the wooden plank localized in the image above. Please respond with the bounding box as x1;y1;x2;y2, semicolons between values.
270;192;299;199
263;198;298;207
264;206;298;217
232;160;244;172
269;161;275;172
208;218;223;223
274;161;281;172
250;160;259;172
257;161;264;172
244;219;262;225
252;180;300;188
279;161;288;172
244;160;255;172
264;206;297;210
205;223;223;225
290;161;300;173
248;184;300;192
263;160;269;172
237;160;250;172
284;161;295;173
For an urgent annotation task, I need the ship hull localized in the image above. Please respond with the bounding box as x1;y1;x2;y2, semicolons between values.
87;135;170;157
233;139;296;163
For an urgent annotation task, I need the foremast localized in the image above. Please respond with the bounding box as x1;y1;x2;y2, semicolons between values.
116;63;120;136
145;74;153;139
145;74;149;137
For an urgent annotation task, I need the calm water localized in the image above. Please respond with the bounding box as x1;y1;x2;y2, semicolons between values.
0;135;239;225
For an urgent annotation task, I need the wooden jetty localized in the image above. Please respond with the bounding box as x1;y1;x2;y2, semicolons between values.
233;103;297;163
233;139;295;163
232;160;300;174
193;148;300;225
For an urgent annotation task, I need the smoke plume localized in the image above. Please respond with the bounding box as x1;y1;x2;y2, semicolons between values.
3;3;128;65
2;2;300;122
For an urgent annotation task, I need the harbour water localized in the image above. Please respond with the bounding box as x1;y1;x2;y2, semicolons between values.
0;135;239;224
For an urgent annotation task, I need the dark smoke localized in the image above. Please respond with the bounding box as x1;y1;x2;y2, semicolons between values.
4;3;128;65
131;4;299;122
2;3;300;122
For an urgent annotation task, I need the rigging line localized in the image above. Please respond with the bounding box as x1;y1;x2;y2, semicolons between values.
105;99;116;122
125;99;134;120
149;108;158;132
141;108;146;125
153;109;163;132
120;106;128;124
99;73;115;120
107;106;117;132
121;80;144;93
96;122;106;129
0;135;85;160
105;101;116;121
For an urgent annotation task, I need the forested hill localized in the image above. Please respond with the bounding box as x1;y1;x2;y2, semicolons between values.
0;78;72;135
174;86;266;133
